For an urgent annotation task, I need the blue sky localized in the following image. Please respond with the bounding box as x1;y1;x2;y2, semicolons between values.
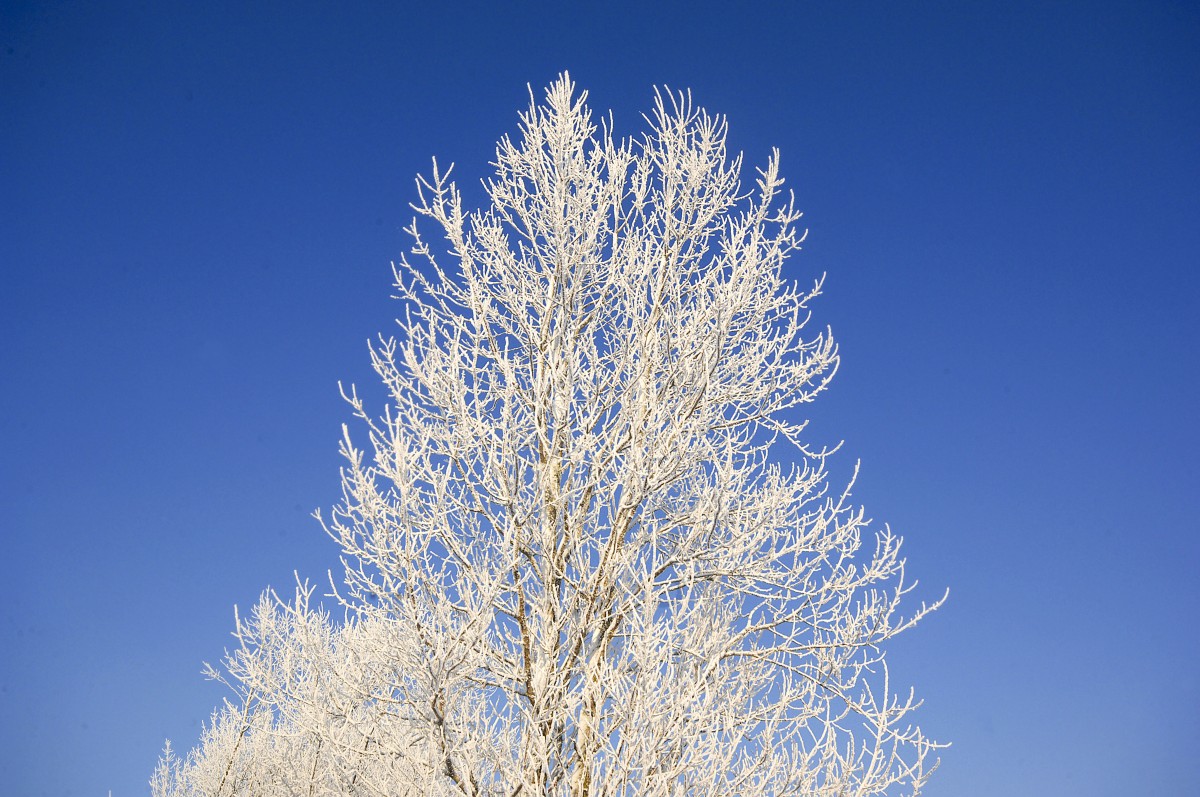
2;1;1197;794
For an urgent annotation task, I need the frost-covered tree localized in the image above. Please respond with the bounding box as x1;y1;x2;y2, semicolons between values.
154;74;945;797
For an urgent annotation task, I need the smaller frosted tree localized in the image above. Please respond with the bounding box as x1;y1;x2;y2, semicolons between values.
155;74;945;796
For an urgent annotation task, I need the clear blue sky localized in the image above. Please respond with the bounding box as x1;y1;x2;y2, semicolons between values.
2;2;1197;794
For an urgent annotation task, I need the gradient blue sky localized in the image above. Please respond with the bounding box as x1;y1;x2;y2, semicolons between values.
3;2;1198;794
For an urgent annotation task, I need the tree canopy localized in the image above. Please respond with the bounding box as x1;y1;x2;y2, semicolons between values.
154;74;944;797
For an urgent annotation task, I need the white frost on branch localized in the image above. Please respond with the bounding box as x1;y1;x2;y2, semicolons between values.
154;74;945;797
